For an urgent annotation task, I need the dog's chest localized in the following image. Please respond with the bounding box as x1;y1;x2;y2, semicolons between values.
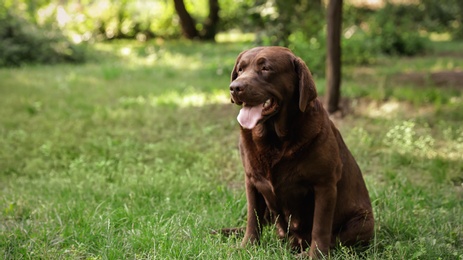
243;132;314;210
250;159;311;212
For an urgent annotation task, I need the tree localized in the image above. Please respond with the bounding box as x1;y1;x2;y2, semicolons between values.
325;0;343;114
173;0;220;40
173;0;199;39
202;0;220;40
257;0;324;46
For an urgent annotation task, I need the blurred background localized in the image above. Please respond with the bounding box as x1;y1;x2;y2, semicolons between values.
1;0;462;72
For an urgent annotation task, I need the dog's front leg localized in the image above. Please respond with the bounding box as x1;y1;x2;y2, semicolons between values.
309;184;337;258
241;177;266;247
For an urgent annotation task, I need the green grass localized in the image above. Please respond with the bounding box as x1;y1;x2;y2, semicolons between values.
1;39;462;259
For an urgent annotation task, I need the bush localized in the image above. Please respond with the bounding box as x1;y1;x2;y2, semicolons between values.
288;30;326;76
370;3;428;56
288;27;379;76
420;0;463;40
0;11;87;67
342;27;379;65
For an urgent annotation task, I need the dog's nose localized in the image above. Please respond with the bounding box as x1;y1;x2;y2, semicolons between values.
229;81;245;93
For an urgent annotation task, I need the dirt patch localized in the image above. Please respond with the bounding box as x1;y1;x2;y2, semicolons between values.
391;70;463;88
319;96;439;123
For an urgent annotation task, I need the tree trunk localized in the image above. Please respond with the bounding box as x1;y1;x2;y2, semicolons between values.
201;0;220;40
173;0;199;39
325;0;343;114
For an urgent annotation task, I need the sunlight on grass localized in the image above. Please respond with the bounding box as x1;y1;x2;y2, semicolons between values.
119;90;230;108
354;100;463;162
450;96;462;104
120;47;132;56
380;118;463;163
430;59;461;72
130;49;204;69
384;120;436;158
155;51;203;70
429;32;452;41
365;100;401;118
216;31;255;43
94;42;206;69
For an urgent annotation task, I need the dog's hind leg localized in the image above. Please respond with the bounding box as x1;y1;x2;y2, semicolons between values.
334;209;374;247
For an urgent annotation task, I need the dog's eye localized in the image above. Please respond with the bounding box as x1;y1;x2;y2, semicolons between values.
238;67;243;72
262;66;270;71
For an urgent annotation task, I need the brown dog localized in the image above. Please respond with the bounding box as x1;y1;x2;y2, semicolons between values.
228;47;374;258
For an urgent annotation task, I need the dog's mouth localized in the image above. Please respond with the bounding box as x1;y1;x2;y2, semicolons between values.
237;98;278;129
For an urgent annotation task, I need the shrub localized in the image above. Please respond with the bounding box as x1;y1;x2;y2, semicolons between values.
288;27;379;76
342;27;379;65
370;3;428;56
420;0;463;40
0;11;87;67
288;30;326;76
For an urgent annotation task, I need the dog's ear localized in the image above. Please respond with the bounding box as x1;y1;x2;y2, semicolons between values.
293;57;317;112
231;50;247;82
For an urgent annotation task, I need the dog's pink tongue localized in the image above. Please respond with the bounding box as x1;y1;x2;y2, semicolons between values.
237;105;264;129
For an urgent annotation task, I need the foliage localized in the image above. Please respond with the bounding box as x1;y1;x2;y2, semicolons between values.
257;1;432;74
342;28;379;65
287;27;379;77
252;0;324;46
19;0;254;41
0;10;87;67
370;3;428;56
218;0;259;32
288;30;326;76
420;0;463;39
1;40;463;259
3;0;461;65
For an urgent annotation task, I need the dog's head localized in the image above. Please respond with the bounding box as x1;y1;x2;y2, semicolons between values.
229;46;317;135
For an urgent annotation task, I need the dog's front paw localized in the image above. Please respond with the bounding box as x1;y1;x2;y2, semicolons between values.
240;233;260;247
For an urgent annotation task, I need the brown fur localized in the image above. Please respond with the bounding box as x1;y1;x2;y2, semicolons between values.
228;47;374;258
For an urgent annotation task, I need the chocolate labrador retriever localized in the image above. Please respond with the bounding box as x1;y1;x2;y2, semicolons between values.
227;47;374;258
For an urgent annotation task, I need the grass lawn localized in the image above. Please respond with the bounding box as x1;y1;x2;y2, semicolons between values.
1;39;462;259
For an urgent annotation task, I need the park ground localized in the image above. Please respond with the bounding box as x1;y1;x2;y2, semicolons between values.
0;38;462;259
